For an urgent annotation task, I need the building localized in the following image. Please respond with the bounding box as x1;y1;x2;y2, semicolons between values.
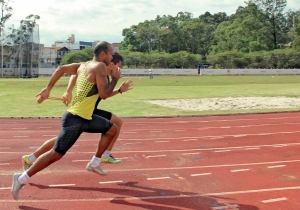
39;46;69;68
112;43;120;52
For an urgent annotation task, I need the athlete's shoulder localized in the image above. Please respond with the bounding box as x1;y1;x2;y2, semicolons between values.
90;61;107;73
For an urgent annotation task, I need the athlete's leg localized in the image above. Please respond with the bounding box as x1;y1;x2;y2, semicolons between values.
85;114;117;174
93;109;123;163
22;137;57;170
13;112;85;200
107;113;122;151
33;137;56;158
27;112;84;177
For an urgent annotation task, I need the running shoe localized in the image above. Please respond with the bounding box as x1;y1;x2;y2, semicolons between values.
22;155;32;171
101;155;122;164
11;173;25;200
86;162;108;176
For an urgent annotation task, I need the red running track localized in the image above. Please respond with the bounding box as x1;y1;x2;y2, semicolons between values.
0;112;300;210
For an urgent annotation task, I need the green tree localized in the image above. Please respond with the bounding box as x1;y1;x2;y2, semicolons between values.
293;36;300;51
61;48;92;64
249;0;289;49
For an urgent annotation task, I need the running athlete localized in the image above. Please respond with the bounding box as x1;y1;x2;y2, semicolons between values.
11;41;121;200
21;53;132;171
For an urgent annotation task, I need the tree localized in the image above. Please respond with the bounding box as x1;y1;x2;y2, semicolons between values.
61;48;92;64
0;0;12;75
249;0;289;49
5;14;40;68
293;36;300;51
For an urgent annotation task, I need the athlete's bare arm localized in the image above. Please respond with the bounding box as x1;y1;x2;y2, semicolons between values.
36;63;81;104
87;62;121;100
62;74;77;106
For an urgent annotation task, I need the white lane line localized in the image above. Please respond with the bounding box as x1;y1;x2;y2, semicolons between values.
14;136;29;138
221;126;231;129
191;173;211;177
99;181;123;184
0;187;11;190
214;150;231;153
123;132;137;134
124;142;141;145
262;197;287;203
109;159;300;172
273;144;287;147
244;148;260;150
155;141;170;143
240;125;256;128
211;204;239;210
175;130;186;132
39;127;52;128
0;147;10;149
234;135;247;137
183;139;198;142
182;152;200;155
72;160;89;162
150;131;162;133
147;177;170;181
1;186;300;203
231;169;250;172
206;136;223;139
0;163;9;166
144;155;166;158
267;165;286;169
42;135;57;137
49;184;75;187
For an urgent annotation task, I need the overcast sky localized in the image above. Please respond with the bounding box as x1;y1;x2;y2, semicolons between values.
5;0;299;47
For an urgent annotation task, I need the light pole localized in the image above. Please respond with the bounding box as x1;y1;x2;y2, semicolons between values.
1;26;3;78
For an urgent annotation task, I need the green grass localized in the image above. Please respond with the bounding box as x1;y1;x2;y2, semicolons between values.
1;75;300;117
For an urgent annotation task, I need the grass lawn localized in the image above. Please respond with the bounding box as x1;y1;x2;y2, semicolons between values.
0;75;300;117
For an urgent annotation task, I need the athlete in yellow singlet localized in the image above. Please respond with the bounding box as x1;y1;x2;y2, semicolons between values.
11;41;121;200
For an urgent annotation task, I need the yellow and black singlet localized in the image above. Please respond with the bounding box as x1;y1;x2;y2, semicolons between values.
67;61;99;120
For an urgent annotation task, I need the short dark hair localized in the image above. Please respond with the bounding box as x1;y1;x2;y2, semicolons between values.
111;52;124;64
94;41;111;57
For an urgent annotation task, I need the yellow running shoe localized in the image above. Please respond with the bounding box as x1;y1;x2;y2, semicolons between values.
101;155;122;164
22;155;32;171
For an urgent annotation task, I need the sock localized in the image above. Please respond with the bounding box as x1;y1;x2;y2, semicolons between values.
90;156;100;167
28;154;36;163
18;171;29;184
102;150;111;158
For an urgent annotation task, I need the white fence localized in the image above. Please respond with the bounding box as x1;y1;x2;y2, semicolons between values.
2;68;300;77
38;68;300;76
200;69;300;75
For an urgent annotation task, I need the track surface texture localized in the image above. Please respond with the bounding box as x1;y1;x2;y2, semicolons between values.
0;112;300;210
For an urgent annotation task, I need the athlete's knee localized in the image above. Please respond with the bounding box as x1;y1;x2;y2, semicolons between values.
114;117;122;128
106;123;118;136
49;150;64;163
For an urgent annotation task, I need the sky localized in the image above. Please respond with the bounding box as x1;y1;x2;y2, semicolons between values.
4;0;299;47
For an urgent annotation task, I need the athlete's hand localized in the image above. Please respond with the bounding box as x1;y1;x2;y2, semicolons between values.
36;88;50;104
62;91;72;106
119;80;133;93
111;66;122;80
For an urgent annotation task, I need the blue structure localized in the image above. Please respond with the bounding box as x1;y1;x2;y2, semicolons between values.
79;41;92;50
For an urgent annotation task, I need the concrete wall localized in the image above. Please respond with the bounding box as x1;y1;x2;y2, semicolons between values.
2;68;300;77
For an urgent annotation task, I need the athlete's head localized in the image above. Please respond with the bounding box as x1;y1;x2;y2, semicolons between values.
93;41;113;66
111;52;123;67
107;52;124;74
